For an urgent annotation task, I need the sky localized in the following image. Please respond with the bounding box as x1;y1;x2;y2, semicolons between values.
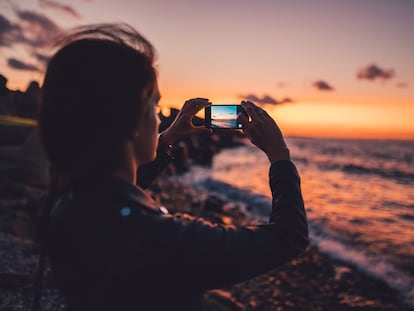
1;0;413;139
212;106;237;120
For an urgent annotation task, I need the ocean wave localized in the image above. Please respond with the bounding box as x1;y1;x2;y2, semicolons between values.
197;178;272;218
342;164;414;182
309;223;414;305
314;162;414;184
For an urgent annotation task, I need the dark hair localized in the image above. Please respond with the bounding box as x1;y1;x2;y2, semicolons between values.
33;25;157;310
39;24;157;179
37;23;157;238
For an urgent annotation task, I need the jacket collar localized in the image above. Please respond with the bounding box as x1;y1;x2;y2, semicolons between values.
71;174;165;214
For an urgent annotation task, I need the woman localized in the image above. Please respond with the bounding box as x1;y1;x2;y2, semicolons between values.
38;24;308;311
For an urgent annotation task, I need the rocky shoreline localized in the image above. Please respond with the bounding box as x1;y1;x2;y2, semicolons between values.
1;174;413;310
149;176;413;311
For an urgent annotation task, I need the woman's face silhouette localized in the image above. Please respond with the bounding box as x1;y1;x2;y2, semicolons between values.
133;81;161;165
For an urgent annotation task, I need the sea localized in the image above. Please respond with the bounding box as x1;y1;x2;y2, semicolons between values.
211;119;238;129
171;137;414;304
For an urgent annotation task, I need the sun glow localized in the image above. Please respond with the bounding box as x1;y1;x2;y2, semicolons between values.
1;0;413;141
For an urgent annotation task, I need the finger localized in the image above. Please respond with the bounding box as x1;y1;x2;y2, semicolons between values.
185;98;209;106
241;101;259;120
184;98;210;114
261;108;271;118
194;99;211;110
256;107;266;119
248;102;268;121
190;101;210;117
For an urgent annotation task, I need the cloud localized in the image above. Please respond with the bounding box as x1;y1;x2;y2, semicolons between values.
313;80;334;91
281;97;293;103
275;82;288;88
39;0;82;19
396;82;408;89
0;13;24;46
357;64;394;81
1;4;64;77
239;94;293;105
8;58;40;72
32;51;50;64
16;9;62;47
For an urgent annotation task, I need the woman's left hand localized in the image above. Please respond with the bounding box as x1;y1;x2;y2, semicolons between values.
160;98;212;145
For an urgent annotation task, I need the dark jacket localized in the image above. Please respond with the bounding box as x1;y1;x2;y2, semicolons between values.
46;154;308;311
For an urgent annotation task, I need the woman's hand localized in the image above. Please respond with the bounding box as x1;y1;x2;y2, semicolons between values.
238;100;290;163
160;98;212;145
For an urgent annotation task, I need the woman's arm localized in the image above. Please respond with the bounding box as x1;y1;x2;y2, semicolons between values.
136;101;308;290
141;159;308;290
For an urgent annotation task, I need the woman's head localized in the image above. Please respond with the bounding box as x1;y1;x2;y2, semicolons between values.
39;23;159;177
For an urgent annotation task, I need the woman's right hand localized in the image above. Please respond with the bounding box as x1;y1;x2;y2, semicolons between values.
159;98;212;145
238;100;290;163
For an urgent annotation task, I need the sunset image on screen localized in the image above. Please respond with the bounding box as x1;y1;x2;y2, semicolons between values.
211;105;239;128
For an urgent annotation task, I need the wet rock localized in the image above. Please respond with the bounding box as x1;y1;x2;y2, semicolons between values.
334;265;353;281
202;290;245;311
204;195;224;213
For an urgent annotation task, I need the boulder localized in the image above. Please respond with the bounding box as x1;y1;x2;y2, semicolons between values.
201;290;245;311
0;128;49;188
204;195;224;213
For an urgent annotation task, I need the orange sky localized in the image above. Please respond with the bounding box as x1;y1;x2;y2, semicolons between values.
1;0;413;140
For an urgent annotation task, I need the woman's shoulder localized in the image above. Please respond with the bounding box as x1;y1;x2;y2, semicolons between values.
49;174;166;228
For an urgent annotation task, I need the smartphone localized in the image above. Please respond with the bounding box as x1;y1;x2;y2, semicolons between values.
205;105;246;129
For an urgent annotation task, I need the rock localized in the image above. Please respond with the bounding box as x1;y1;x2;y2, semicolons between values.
221;215;233;225
202;290;245;311
171;142;189;174
0;74;7;95
0;128;49;188
5;211;34;240
0;271;32;289
16;81;40;119
204;195;224;213
334;265;353;281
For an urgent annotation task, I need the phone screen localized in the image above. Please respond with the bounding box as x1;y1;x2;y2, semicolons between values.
205;105;245;129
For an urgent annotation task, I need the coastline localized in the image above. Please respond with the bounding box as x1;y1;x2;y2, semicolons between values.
0;172;413;310
149;176;413;311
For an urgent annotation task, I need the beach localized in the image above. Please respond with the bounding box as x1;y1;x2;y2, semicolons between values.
1;170;413;310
